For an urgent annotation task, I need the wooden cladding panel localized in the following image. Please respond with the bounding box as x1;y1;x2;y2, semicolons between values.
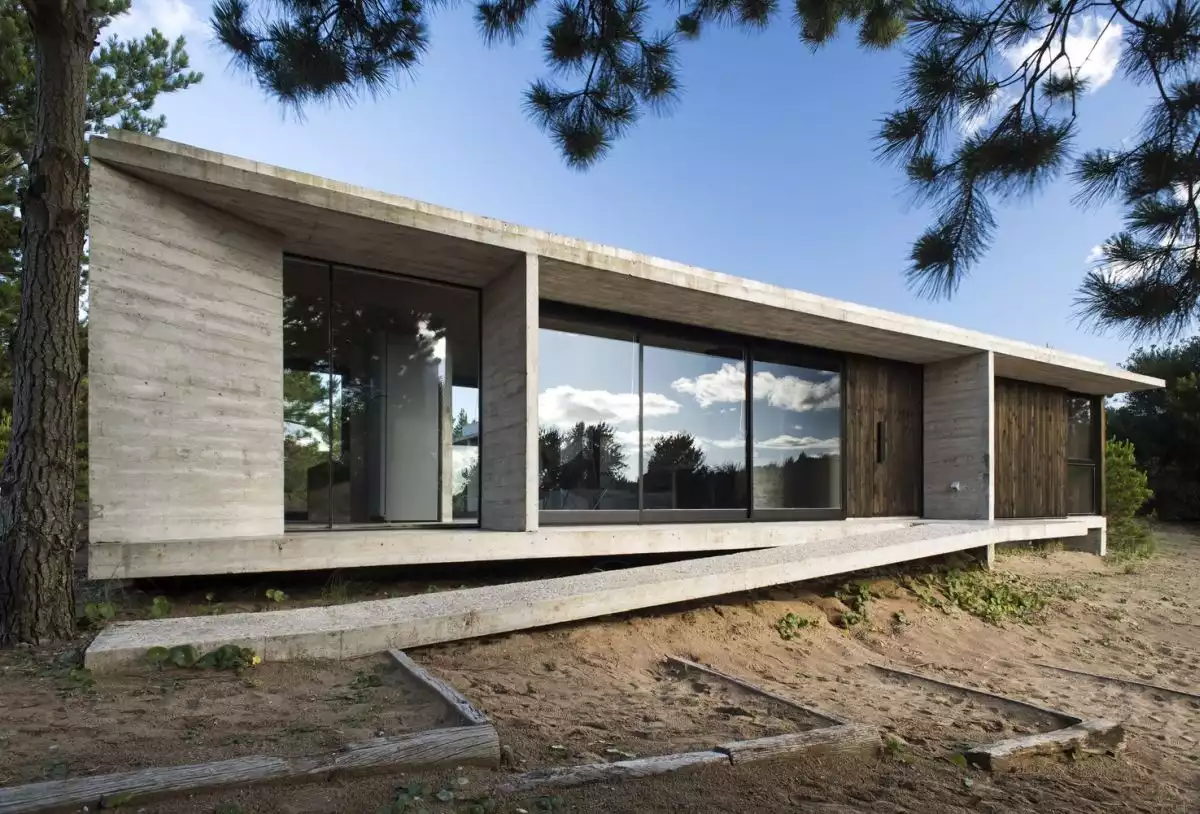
994;378;1068;518
845;356;923;517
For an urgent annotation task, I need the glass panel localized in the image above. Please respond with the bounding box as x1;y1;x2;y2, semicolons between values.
1068;463;1096;514
538;325;640;511
642;340;747;510
329;265;480;524
282;258;332;527
751;354;842;509
1068;396;1096;461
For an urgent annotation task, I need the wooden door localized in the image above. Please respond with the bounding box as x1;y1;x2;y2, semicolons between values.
845;356;923;517
994;378;1068;517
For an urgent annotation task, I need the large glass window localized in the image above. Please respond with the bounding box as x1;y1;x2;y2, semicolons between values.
1067;395;1100;515
538;323;639;513
751;354;842;511
282;257;480;529
538;305;841;523
642;340;747;512
283;258;332;527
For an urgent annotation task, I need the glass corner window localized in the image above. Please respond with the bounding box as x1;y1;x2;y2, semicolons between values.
282;257;480;529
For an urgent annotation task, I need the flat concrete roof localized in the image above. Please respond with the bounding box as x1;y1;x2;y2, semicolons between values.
91;131;1163;395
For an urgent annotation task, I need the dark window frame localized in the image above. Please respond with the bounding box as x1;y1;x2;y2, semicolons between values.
538;301;846;525
1066;393;1103;516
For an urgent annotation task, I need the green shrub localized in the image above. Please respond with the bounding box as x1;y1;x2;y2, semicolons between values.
1105;439;1155;561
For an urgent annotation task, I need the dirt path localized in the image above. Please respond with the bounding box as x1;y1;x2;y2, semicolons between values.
4;525;1199;813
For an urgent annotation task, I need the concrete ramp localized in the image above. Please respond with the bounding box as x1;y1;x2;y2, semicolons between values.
86;520;1087;672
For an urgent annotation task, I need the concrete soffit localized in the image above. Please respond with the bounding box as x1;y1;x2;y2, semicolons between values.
90;132;1164;396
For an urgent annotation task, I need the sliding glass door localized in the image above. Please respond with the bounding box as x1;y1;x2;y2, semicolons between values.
538;304;843;524
282;256;480;529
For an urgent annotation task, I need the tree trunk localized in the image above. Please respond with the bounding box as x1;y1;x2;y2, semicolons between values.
0;0;93;644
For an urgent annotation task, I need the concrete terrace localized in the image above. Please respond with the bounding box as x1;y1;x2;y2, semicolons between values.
86;519;1090;672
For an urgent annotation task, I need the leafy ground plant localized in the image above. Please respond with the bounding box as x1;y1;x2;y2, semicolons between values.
903;569;1080;625
146;643;258;670
834;581;872;627
775;612;819;640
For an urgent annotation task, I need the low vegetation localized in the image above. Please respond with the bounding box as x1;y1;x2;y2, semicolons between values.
145;643;259;671
834;581;873;627
1105;439;1156;562
774;612;819;640
902;569;1082;625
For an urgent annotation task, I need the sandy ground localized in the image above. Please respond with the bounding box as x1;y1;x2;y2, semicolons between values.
4;525;1200;813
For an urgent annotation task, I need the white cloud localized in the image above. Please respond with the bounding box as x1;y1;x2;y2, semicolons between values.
963;17;1123;134
539;386;680;428
1086;243;1141;282
753;434;840;455
103;0;206;42
671;363;745;408
1006;16;1124;92
754;371;840;412
671;364;839;412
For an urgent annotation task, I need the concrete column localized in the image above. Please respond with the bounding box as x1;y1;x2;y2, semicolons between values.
923;351;994;521
479;253;539;531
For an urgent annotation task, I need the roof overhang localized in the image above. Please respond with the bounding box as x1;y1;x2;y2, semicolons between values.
90;132;1163;396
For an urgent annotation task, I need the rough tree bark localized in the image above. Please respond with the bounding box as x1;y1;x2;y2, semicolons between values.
0;0;92;644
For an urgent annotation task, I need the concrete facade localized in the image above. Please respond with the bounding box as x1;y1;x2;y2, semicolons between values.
480;253;540;532
84;133;1163;577
88;163;285;547
922;352;995;521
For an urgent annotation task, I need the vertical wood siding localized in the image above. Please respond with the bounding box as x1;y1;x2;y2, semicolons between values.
994;378;1068;518
845;356;923;517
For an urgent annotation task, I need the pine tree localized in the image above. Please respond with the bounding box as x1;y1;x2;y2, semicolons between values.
0;0;200;644
215;0;1200;334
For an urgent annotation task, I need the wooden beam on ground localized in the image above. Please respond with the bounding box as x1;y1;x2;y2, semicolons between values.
0;726;499;814
1034;662;1200;702
665;656;846;725
388;649;490;726
964;719;1126;772
716;724;879;764
867;663;1081;726
494;751;729;795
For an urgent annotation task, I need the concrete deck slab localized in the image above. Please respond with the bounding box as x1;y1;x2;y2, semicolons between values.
87;517;918;579
85;520;1088;673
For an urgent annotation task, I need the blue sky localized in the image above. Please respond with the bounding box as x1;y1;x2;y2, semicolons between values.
109;0;1156;367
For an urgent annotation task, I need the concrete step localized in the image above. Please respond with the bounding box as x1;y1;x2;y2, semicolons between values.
85;520;1087;672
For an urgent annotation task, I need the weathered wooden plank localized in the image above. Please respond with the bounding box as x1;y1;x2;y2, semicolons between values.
965;719;1125;772
665;656;845;725
716;724;879;764
867;663;1081;726
495;751;729;795
0;726;499;814
388;649;491;725
1035;662;1200;701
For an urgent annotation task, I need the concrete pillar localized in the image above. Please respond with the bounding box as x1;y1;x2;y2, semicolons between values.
479;253;539;531
1064;520;1107;556
923;351;994;521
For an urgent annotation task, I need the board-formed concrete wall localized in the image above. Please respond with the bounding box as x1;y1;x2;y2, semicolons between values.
479;253;539;531
88;163;285;545
923;351;994;520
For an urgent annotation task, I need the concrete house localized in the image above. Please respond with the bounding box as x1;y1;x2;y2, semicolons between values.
85;132;1163;580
